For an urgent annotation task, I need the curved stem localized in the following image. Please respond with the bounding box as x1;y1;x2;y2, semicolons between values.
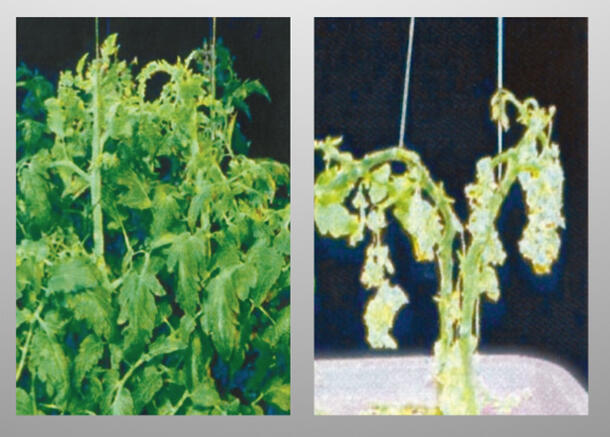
48;160;90;181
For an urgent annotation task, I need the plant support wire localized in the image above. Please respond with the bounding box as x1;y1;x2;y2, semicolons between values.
398;18;415;148
497;17;503;179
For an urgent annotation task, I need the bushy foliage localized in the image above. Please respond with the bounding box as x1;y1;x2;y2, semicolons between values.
17;35;290;415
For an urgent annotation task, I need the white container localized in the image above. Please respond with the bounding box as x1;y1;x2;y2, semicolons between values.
314;354;588;415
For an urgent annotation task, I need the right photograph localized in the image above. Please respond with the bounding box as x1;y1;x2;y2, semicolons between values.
314;18;588;415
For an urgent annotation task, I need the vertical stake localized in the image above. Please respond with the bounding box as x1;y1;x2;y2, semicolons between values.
497;17;503;180
398;18;415;148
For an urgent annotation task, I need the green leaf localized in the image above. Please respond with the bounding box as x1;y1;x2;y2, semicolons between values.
264;380;290;412
201;268;239;362
132;366;164;413
363;281;408;349
393;191;442;262
232;263;258;301
261;306;289;348
18;153;54;232
74;334;104;386
116;171;152;210
76;53;88;78
166;233;208;315
190;377;221;407
369;163;390;204
246;244;283;306
274;228;290;256
479;266;500;302
68;288;114;339
44;97;65;137
151;186;181;238
314;203;359;239
118;263;163;349
30;330;70;404
112;387;135;415
147;331;187;358
101;34;119;58
47;256;99;293
16;388;34;415
16;308;30;329
244;79;270;101
187;181;212;230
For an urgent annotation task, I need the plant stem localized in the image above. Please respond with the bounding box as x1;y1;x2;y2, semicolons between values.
112;355;146;405
254;302;276;325
455;159;521;414
16;304;43;382
169;390;190;415
48;160;90;181
16;323;35;382
91;19;105;265
211;17;216;102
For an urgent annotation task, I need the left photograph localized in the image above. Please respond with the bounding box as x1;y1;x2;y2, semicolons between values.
16;17;290;415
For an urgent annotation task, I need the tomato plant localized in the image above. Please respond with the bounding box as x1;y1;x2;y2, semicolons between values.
314;89;564;414
16;32;290;415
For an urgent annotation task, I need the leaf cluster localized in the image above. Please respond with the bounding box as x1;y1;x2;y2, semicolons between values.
17;35;290;415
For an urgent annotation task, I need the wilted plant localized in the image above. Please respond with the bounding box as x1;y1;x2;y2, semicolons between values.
314;89;564;414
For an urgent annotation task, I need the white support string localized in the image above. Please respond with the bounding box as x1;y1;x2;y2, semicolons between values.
398;18;415;148
497;17;503;179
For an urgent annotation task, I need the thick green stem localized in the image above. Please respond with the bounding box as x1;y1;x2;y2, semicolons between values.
91;30;105;264
434;224;458;400
455;158;522;414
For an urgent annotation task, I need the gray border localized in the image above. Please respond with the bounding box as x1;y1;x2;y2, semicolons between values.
3;0;610;436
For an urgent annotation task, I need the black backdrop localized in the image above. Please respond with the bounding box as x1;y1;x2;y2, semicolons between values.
16;17;290;165
315;18;588;386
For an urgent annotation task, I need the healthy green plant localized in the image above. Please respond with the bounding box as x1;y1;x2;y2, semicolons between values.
17;33;290;415
314;89;564;414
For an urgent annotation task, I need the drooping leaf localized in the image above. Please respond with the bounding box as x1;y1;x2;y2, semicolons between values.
314;203;359;238
363;281;408;349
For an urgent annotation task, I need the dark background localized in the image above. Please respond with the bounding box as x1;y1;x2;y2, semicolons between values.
16;17;290;164
315;18;588;386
